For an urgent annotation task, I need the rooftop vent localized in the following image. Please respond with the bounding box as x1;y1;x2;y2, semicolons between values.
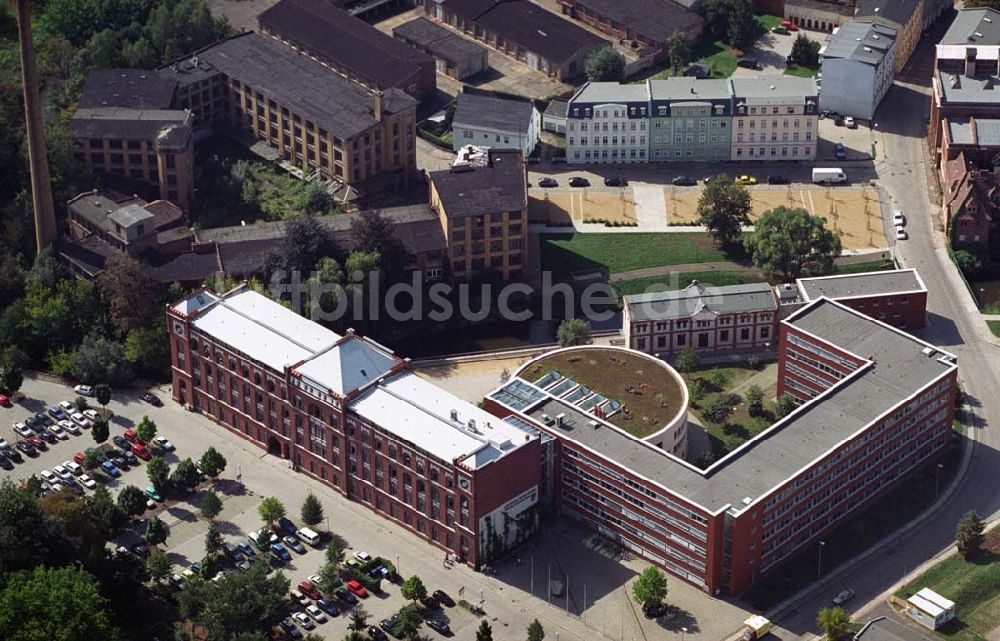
986;17;993;23
450;409;458;421
921;347;937;357
537;30;547;37
589;420;600;429
864;47;873;53
741;497;753;506
976;32;984;38
556;413;566;427
872;34;879;40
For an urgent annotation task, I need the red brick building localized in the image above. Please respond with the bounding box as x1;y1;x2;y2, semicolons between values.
791;268;928;329
168;286;541;568
941;150;999;249
488;298;957;595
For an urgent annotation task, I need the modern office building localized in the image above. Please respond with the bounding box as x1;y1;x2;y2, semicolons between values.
168;286;543;568
486;297;957;594
160;32;418;192
70;69;196;212
730;76;819;161
451;92;541;157
819;20;896;120
564;76;817;164
783;268;928;329
565;82;650;164
425;0;608;80
427;147;528;281
649;78;733;161
393;17;489;81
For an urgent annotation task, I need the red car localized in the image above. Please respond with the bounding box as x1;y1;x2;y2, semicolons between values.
346;580;368;598
124;429;142;444
132;443;151;460
0;393;10;407
73;451;86;464
26;435;46;451
298;580;322;600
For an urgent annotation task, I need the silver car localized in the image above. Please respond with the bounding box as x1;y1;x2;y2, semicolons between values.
832;588;855;605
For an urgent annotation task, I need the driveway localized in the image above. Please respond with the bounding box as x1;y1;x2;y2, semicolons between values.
732;28;826;77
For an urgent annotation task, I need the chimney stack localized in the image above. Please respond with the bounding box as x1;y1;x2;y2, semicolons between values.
374;91;384;122
966;47;977;78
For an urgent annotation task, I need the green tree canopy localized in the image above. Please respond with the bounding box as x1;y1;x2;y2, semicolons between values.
0;365;23;395
396;604;423;640
557;319;592;347
744;384;764;417
816;607;850;641
117;484;147;518
94;383;111;407
0;565;122;641
326;534;347;566
347;606;370;633
527;619;545;641
86;484;125;533
135;415;157;445
790;34;821;67
702;394;737;425
775;393;797;418
146;549;172;583
177;561;290;640
675;344;700;373
147;457;170;493
301;492;324;526
957;510;986;559
91;417;110;444
667;33;690;72
97;254;163;338
258;496;286;529
696;175;751;246
124;326;170;377
200;490;223;520
72;333;131;386
584;48;625;81
144;516;168;544
401;575;428;603
200;447;227;477
745;206;842;280
476;619;494;641
632;565;668;609
171;459;201;492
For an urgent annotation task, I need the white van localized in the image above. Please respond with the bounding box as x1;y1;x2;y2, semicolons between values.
296;526;321;547
812;168;847;184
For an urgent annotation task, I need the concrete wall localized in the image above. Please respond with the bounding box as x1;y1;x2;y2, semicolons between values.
820;58;878;119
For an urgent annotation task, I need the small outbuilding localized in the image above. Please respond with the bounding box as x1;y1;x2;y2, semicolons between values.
905;588;956;630
393;17;489;80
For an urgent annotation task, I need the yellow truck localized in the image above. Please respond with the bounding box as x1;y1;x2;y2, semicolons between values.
742;615;774;641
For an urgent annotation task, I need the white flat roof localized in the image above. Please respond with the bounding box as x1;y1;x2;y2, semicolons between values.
909;588;955;617
189;289;340;372
349;372;533;468
295;336;399;396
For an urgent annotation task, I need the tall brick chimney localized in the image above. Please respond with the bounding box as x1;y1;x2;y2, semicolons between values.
965;47;978;78
374;91;383;123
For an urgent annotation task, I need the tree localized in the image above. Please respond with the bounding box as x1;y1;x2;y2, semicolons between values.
87;485;125;533
527;619;545;641
401;575;428;604
199;447;227;477
584;48;625;81
301;492;324;527
816;606;850;641
967;0;1000;8
957;510;986;559
176;561;290;640
91;417;109;444
258;496;286;530
117;485;147;518
703;395;736;425
135;415;157;445
170;458;201;492
201;490;223;520
144;516;168;544
745;384;764;417
632;566;668;610
72;333;131;386
147;457;170;494
790;34;821;67
94;383;111;409
74;396;88;412
317;561;341;595
0;365;23;395
147;549;172;584
476;619;494;641
83;448;103;470
326;534;347;566
347;606;370;633
0;565;122;641
689;378;708;404
205;522;223;558
775;393;797;419
953;250;985;277
296;181;331;214
396;604;423;640
745;207;842;280
725;0;758;50
696;175;752;246
96;253;163;338
676;344;700;373
667;33;690;72
307;256;346;319
557;319;592;347
124;326;170;377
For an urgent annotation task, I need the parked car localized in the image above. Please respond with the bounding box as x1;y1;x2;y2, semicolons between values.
40;469;57;483
671;175;697;186
0;394;8;407
346;579;368;598
271;543;292;562
835;143;847;159
0;455;13;470
834;115;845;126
734;175;757;185
122;450;138;466
736;56;759;69
304;604;327;623
426;617;452;636
63;460;83;475
237;541;256;558
420;594;439;610
766;174;790;185
111;454;129;469
13;422;32;438
291;612;314;631
833;588;856;605
277;516;298;536
144;486;163;502
132;443;151;460
48;406;67;421
380;615;401;639
568;176;590;187
368;626;388;641
35;412;53;427
83;409;100;421
152;435;174;452
15;440;37;457
38;429;57;444
58;401;74;412
100;460;121;478
844;116;856;128
0;443;21;463
249;529;279;547
60;419;80;435
26;435;46;450
48;424;68;440
74;385;94;397
140;392;162;407
603;176;627;187
279;618;303;640
335;587;357;605
298;580;322;600
772;25;789;34
69;413;91;429
112;435;130;451
893;210;906;227
53;464;73;480
79;474;97;490
895;227;908;240
353;550;372;563
283;535;306;554
73;451;86;465
124;429;140;444
316;598;339;616
537;177;558;188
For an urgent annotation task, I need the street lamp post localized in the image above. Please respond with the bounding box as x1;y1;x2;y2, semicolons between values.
682;626;688;641
817;541;826;578
935;463;944;498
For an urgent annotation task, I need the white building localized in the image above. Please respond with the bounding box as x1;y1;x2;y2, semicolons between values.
565;82;650;164
820;20;897;120
905;588;956;630
451;92;540;157
729;76;819;161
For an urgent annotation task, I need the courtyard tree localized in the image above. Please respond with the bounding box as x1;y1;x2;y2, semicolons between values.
702;394;736;425
790;34;821;67
144;516;168;544
117;484;147;518
0;364;23;395
557;319;592;347
667;33;690;72
527;619;545;641
176;561;290;640
317;561;341;595
632;566;668;612
725;0;758;50
816;606;850;640
745;207;842;280
170;458;201;492
94;383;111;410
476;620;494;641
326;534;347;566
199;447;227;478
205;522;223;558
957;510;986;559
146;549;172;584
200;490;223;520
696;175;752;246
91;417;109;444
87;485;125;534
301;492;324;527
584;48;625;81
396;604;423;640
775;393;797;419
134;415;157;445
348;606;370;633
258;496;286;531
146;457;170;494
401;575;428;604
744;384;764;417
676;344;700;373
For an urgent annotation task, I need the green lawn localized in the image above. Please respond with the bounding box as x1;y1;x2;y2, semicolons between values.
612;269;763;297
784;64;818;78
987;321;1000;338
540;233;750;280
755;14;784;31
895;529;1000;641
834;259;895;274
643;15;780;81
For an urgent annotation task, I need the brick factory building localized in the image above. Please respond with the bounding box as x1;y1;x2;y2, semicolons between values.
487;297;956;594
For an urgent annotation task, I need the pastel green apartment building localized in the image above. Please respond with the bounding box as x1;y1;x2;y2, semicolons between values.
648;78;732;162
